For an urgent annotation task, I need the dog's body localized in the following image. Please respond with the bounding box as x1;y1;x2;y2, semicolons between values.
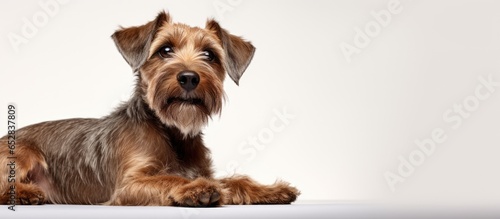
0;12;299;206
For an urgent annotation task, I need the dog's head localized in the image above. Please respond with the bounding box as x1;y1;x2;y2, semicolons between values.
112;11;255;137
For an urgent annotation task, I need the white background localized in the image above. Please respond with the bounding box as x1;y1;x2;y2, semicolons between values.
1;0;499;207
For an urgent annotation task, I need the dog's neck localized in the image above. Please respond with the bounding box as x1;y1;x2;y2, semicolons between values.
110;85;204;151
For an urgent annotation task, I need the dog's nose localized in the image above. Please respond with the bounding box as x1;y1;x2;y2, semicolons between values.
177;71;200;92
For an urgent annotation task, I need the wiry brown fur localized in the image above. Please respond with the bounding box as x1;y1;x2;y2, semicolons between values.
0;11;299;207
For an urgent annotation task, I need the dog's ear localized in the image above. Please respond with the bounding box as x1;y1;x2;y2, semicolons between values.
112;11;171;71
206;19;255;85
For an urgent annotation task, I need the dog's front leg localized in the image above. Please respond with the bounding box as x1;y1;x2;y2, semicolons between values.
107;175;224;207
220;175;300;205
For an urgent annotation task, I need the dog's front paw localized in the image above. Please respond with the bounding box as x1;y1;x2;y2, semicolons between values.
16;186;46;205
169;178;224;207
220;176;300;205
272;182;300;204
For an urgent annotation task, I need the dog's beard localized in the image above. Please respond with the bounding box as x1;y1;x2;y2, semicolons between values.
162;98;212;137
146;78;224;137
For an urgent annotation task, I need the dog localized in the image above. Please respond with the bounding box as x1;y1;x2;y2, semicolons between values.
0;11;299;207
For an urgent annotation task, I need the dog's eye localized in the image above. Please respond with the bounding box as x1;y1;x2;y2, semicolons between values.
202;50;215;62
158;46;173;58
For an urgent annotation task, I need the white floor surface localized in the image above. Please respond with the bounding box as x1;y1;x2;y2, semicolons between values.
1;201;499;219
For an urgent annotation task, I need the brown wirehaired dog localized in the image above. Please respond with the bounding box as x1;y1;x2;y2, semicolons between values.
0;11;299;207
